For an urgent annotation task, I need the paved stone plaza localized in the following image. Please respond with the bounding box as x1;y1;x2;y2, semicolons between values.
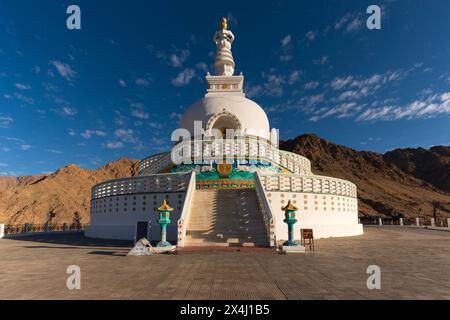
0;227;449;300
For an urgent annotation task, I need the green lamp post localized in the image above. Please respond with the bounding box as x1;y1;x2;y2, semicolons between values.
156;200;174;247
282;200;299;246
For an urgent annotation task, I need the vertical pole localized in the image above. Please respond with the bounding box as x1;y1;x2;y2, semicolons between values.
447;218;450;229
431;218;435;228
416;217;420;226
288;223;294;243
399;218;403;226
378;218;382;226
161;223;167;244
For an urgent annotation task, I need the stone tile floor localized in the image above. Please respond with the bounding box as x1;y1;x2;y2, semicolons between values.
0;226;449;299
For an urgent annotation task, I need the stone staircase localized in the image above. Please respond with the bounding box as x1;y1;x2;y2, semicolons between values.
184;189;269;247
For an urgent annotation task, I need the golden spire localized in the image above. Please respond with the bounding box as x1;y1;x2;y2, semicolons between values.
157;200;174;212
221;17;228;30
282;200;298;212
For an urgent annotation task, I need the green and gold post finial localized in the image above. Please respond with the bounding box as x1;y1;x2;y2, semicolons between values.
157;200;174;212
282;200;298;212
221;17;228;30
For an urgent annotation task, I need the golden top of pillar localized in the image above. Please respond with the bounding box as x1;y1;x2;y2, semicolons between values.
157;200;174;212
282;200;298;212
221;17;228;30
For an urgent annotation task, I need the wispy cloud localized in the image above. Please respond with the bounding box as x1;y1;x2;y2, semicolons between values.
172;68;196;86
0;115;13;128
118;79;127;87
81;130;107;139
105;141;124;149
280;34;291;48
135;78;150;87
15;83;31;90
49;60;77;81
14;93;35;105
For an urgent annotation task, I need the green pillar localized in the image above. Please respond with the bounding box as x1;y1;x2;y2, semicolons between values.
282;200;299;246
156;200;174;247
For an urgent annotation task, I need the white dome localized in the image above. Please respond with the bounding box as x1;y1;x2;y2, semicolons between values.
180;95;271;140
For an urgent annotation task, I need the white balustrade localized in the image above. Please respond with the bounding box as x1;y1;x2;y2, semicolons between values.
91;173;191;200
259;173;357;198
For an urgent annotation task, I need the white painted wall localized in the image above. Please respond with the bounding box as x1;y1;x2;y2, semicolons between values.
263;190;362;240
86;192;187;241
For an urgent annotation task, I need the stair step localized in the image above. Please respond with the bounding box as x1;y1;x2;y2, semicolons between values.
184;189;269;247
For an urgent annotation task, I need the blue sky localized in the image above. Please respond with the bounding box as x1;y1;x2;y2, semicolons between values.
1;0;450;175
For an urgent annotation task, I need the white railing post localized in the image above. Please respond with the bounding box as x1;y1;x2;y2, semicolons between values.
431;218;435;227
177;172;196;248
0;224;4;239
399;218;403;226
416;218;420;226
447;218;450;229
378;218;382;226
254;172;276;247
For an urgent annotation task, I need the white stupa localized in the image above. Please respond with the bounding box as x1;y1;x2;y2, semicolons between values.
86;18;363;245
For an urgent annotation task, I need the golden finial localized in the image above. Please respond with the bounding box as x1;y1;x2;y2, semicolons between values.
157;200;174;212
221;17;228;30
282;200;298;212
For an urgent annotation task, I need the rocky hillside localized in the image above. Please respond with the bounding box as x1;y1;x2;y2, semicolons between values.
0;135;449;225
280;134;450;219
0;157;139;225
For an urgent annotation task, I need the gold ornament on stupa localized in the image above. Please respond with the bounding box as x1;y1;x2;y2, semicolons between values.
221;17;228;30
282;200;298;212
157;200;174;212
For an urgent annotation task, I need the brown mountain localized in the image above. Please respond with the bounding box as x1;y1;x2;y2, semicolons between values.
0;135;449;225
280;134;450;220
384;146;450;193
0;157;139;225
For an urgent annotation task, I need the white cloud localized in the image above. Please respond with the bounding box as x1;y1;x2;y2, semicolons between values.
61;106;77;117
305;31;316;42
68;128;76;136
0;115;13;128
81;130;107;139
20;144;31;151
357;92;450;121
334;12;364;33
115;128;138;143
49;60;77;81
288;70;301;85
171;68;196;87
169;49;190;68
46;149;62;154
281;34;291;47
14;93;35;104
135;78;150;87
304;81;319;90
105;141;124;149
15;83;31;90
280;55;293;62
131;109;149;119
119;79;127;87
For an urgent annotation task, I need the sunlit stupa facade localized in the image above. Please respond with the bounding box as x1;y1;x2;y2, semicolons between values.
86;19;363;245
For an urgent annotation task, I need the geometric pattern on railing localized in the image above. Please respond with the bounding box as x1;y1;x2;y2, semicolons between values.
138;137;312;175
260;174;357;198
91;173;191;200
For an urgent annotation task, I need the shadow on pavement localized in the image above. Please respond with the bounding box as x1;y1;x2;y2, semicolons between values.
4;232;133;248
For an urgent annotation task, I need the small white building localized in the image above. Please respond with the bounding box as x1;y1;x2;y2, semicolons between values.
86;19;363;246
